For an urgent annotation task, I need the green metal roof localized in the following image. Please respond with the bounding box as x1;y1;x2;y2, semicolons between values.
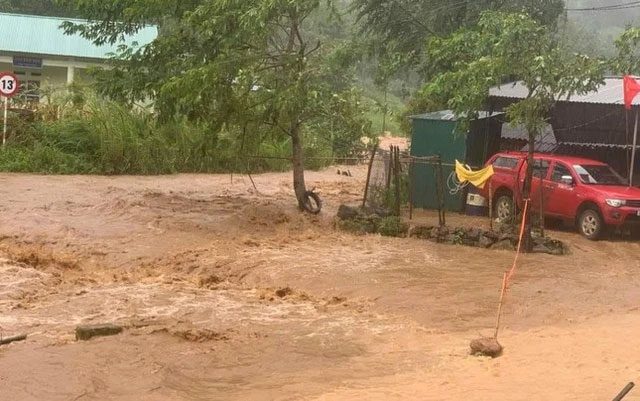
0;12;157;60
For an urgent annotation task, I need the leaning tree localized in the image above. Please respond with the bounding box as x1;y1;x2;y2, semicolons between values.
58;0;370;212
419;11;605;250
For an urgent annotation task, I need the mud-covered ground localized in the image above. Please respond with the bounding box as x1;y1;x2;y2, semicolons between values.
0;167;639;401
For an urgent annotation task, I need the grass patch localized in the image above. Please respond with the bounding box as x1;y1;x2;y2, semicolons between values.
0;92;369;175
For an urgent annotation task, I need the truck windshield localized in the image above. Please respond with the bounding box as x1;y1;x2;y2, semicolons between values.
573;164;626;185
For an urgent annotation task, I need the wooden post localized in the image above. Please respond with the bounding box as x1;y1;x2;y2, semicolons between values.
438;157;446;227
245;160;259;193
409;157;414;220
433;156;446;227
394;146;401;216
433;159;442;226
362;143;379;209
386;145;393;191
0;334;26;345
540;178;545;237
512;173;518;226
613;383;635;401
489;180;493;231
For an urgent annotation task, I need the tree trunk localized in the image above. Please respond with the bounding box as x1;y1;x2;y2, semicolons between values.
291;123;307;210
382;85;388;133
522;132;535;252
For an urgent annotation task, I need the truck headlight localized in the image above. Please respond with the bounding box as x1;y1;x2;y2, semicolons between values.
606;199;626;208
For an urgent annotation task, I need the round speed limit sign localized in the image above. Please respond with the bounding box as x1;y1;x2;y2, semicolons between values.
0;72;19;97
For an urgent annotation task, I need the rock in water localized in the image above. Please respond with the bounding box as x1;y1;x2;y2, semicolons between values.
470;337;503;358
76;324;123;341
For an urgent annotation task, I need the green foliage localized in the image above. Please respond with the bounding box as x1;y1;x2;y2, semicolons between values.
58;0;372;207
0;0;75;16
338;215;381;235
354;0;565;52
417;11;606;249
337;212;408;237
368;168;410;212
59;0;370;142
419;12;606;137
451;227;467;245
360;85;405;134
352;0;566;96
611;27;640;75
377;216;408;237
0;87;358;174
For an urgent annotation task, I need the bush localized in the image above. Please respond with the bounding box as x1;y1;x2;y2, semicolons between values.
377;216;409;237
0;90;364;175
337;217;380;235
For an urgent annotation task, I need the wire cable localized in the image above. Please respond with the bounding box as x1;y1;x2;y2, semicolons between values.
447;168;468;195
566;0;640;11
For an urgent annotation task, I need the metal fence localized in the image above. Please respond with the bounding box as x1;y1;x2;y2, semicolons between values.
362;145;447;226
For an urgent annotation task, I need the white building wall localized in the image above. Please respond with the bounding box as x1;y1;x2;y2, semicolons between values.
0;55;102;102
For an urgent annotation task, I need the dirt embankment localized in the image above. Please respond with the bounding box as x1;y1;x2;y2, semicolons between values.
0;167;639;400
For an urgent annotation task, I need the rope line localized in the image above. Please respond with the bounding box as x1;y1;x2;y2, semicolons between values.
494;199;530;339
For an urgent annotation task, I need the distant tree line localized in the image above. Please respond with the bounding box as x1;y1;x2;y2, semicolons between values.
0;0;76;17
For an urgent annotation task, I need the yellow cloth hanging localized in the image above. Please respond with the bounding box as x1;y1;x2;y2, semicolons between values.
455;160;494;189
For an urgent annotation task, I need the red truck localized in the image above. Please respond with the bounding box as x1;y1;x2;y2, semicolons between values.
482;151;640;239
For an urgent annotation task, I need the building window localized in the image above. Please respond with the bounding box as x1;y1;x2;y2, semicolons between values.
13;70;41;102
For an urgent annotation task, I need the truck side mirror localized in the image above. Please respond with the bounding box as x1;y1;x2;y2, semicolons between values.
561;175;574;186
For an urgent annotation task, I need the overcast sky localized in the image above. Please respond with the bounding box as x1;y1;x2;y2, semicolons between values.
566;0;640;27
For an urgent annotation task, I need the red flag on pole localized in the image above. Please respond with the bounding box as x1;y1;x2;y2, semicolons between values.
624;75;640;109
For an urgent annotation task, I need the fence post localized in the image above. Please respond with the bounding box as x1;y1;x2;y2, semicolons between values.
386;145;393;191
540;178;545;237
433;157;443;227
362;143;379;209
437;157;446;227
409;157;414;220
489;180;494;231
394;146;401;216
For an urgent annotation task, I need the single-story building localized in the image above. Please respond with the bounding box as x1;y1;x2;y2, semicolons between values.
0;12;157;101
489;77;639;180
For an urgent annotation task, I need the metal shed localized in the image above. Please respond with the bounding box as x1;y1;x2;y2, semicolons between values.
410;110;503;212
489;78;639;180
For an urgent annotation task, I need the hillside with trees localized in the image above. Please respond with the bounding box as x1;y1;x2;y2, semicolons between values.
0;0;75;16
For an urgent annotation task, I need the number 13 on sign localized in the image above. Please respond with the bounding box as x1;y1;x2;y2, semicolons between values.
0;72;19;148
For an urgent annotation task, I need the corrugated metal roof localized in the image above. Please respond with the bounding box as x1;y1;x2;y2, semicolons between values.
0;12;157;60
502;123;556;141
517;141;640;154
489;78;637;106
410;110;503;121
530;141;558;153
557;141;639;149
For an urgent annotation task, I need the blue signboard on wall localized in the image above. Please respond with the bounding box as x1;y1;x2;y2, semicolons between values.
13;56;43;69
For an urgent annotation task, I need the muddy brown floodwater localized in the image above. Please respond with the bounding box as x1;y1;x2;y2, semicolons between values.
0;167;640;400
